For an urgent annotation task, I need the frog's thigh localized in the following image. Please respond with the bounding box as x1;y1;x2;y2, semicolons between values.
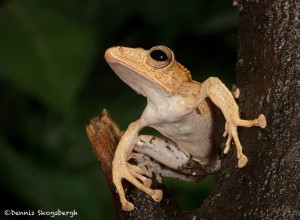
134;135;190;170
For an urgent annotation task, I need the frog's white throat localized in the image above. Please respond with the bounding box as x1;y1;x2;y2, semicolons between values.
107;60;175;104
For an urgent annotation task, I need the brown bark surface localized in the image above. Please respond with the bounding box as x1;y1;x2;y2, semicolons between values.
196;0;300;219
86;0;300;219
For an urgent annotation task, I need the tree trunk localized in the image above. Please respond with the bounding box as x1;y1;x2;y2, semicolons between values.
196;0;300;219
86;0;300;219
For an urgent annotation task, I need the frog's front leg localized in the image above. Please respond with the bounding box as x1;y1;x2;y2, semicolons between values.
199;77;267;168
112;120;162;211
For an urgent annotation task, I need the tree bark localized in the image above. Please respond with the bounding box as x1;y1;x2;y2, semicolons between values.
195;0;300;219
86;0;300;219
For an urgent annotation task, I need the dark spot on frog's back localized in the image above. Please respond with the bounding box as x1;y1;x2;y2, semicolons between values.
166;145;173;152
196;108;201;114
149;136;156;144
139;138;146;143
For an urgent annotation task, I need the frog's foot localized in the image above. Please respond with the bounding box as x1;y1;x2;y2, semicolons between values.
113;160;163;211
223;114;267;168
130;153;163;183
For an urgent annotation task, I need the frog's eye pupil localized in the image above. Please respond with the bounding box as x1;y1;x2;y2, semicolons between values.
148;46;172;68
150;50;168;61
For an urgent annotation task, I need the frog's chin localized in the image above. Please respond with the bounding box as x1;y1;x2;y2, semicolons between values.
108;61;174;99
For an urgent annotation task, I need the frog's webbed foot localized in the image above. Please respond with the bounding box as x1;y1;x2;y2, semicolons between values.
113;158;163;211
223;115;267;168
222;122;248;167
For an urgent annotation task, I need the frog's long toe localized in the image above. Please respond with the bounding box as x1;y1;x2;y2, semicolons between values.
122;200;135;212
238;154;248;168
113;175;135;211
258;114;267;128
152;189;163;202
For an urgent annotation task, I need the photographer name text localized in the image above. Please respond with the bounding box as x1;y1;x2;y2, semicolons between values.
4;209;78;218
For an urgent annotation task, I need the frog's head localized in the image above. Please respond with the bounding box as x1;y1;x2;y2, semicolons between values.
105;45;192;97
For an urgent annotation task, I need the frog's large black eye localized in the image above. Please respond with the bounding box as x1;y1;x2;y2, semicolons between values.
148;46;173;69
150;50;168;61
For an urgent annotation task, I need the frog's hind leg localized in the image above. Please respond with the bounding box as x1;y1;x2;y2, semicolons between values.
130;152;203;183
133;135;221;180
134;135;191;171
199;77;267;168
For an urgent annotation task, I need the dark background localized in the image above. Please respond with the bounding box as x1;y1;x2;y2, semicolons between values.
0;0;237;219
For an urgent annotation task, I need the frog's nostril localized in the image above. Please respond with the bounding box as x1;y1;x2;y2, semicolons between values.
118;46;124;53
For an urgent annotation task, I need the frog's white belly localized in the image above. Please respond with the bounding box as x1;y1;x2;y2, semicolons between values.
151;110;214;165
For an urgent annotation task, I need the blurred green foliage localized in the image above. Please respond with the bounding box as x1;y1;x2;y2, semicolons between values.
0;0;237;219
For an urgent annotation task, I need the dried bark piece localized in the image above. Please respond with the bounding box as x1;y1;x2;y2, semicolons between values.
86;109;121;183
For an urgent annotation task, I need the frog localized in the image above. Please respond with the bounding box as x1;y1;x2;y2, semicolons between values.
104;45;267;211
